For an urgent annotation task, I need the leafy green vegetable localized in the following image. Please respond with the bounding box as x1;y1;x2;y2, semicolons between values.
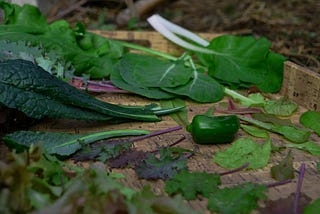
160;98;189;127
163;71;224;102
271;151;295;181
304;198;320;214
0;2;126;79
119;53;193;88
128;186;198;214
164;170;221;200
300;111;320;136
0;40;74;79
241;124;269;138
239;115;311;143
253;113;295;127
197;35;286;92
3;129;149;156
0;59;179;121
207;183;268;214
111;64;174;99
135;147;189;180
285;142;320;156
264;97;298;116
224;89;266;107
213;137;271;169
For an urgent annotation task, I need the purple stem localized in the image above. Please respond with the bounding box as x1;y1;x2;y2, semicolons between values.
129;126;182;142
265;179;292;188
219;162;250;176
293;163;306;214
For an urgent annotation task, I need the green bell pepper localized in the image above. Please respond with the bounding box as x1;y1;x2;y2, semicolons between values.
187;114;240;144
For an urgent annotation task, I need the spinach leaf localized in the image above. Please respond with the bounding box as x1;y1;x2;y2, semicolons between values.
240;124;269;138
300;111;320;136
3;129;149;156
285;142;320;156
213;137;271;169
111;64;174;99
264;97;298;116
197;35;286;92
0;59;165;121
119;53;193;88
162;71;224;103
271;151;295;180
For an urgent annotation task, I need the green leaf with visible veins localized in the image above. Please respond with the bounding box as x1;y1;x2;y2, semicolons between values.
164;170;221;200
3;129;149;156
207;183;268;214
213;137;271;169
264;97;298;116
135;148;189;180
162;71;224;103
285;142;320;156
119;53;193;88
300;111;320;136
196;35;286;92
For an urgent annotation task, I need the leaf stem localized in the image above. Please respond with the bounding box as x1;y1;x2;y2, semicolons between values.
219;162;250;176
265;179;292;188
129;126;182;142
293;163;306;214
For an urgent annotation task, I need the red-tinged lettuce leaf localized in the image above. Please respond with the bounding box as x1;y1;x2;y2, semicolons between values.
128;186;199;214
213;137;271;169
300;111;320;136
258;193;312;214
271;151;295;181
135;147;189;180
196;35;286;92
207;183;268;214
108;149;148;168
164;170;221;200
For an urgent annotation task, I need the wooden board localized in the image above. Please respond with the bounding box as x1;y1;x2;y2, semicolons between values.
32;31;320;213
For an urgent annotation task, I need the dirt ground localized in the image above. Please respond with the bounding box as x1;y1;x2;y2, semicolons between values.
37;0;319;73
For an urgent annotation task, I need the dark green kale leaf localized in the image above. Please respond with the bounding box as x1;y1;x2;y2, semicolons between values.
207;183;268;214
135;147;189;180
164;170;221;200
0;59;165;121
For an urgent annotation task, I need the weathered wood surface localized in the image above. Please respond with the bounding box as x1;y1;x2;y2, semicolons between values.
32;31;320;212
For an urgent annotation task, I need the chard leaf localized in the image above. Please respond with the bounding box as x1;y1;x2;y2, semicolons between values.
286;142;320;156
160;98;189;127
164;170;221;200
197;35;285;92
135;147;189;180
3;130;149;156
264;97;298;116
271;151;295;180
213;137;271;169
163;71;224;103
241;124;269;138
110;64;174;99
207;183;267;214
300;111;320;136
119;53;193;88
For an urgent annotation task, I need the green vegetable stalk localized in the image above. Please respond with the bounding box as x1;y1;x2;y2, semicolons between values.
187;115;240;144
